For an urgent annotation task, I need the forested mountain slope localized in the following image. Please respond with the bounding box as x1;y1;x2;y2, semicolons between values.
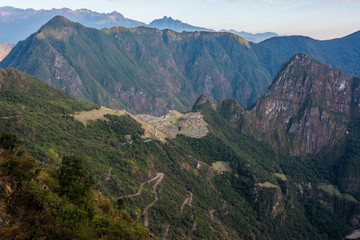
0;67;358;239
3;16;359;115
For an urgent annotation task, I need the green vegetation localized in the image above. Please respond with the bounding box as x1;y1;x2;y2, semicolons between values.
253;34;360;78
0;16;271;114
0;138;154;239
0;68;357;239
2;16;360;116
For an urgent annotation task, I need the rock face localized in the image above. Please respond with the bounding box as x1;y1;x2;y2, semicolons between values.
216;98;245;129
254;182;284;217
245;53;360;155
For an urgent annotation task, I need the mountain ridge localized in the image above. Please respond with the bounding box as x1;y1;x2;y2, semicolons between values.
0;6;146;43
2;16;360;116
1;67;359;239
2;16;271;115
0;6;315;45
222;29;279;43
149;16;213;32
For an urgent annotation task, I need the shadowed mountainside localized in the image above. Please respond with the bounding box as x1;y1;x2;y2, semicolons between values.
2;16;360;115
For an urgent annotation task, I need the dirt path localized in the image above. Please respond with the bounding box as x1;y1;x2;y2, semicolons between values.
143;173;165;227
179;191;197;239
105;167;113;181
210;209;216;221
119;182;146;199
118;172;164;199
0;115;19;119
180;191;193;216
345;229;360;239
96;166;113;186
209;205;230;239
162;223;171;240
187;221;197;240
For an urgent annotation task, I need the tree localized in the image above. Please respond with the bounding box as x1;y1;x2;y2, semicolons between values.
0;132;20;150
59;156;94;202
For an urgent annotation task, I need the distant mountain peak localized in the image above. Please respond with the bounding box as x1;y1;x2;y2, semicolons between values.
149;16;213;32
223;29;279;43
162;16;173;20
0;7;146;43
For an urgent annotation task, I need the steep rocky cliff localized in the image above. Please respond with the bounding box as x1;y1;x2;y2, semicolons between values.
244;53;360;155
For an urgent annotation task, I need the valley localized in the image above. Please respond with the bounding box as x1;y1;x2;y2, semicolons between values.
0;8;359;240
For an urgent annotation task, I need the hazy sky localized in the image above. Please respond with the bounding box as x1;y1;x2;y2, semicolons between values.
1;0;359;40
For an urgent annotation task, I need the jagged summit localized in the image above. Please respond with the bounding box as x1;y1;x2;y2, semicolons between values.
149;16;213;32
40;15;79;30
245;52;360;155
268;52;322;87
192;94;214;110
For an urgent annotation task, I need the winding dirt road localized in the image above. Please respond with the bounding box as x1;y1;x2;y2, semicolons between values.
180;191;193;216
143;173;165;227
162;224;171;240
119;172;164;199
119;182;146;199
209;207;230;239
105;167;113;181
188;221;197;240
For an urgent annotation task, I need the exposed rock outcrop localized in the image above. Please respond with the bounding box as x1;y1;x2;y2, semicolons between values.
254;182;284;217
244;53;360;155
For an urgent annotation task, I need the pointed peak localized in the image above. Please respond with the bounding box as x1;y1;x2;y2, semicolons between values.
192;94;216;111
39;15;83;34
291;52;311;60
269;52;340;94
47;15;72;25
162;16;173;20
194;94;212;105
280;53;317;71
217;98;244;113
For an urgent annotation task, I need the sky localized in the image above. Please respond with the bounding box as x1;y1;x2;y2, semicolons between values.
0;0;359;40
